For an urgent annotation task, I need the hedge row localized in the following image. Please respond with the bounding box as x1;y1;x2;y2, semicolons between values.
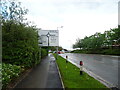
2;21;42;68
2;21;48;88
71;48;120;55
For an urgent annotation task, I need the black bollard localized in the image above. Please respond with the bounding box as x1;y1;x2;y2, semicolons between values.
80;71;83;75
80;61;83;75
66;56;68;63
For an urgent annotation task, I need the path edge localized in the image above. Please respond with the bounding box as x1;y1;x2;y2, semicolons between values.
55;60;65;89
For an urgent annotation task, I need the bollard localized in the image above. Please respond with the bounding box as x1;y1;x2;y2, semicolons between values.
66;56;68;63
80;61;83;75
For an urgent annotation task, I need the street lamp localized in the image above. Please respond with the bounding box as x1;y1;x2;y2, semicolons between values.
57;26;63;30
46;32;51;47
46;32;51;55
56;26;63;60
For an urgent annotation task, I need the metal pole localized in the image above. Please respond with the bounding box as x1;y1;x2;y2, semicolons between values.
56;46;58;60
47;36;49;55
48;36;49;47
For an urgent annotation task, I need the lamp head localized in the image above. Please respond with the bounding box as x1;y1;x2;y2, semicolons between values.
61;26;63;28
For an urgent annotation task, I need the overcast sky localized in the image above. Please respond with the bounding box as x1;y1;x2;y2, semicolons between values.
21;0;119;50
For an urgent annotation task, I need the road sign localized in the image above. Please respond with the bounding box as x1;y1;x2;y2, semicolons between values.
38;30;59;46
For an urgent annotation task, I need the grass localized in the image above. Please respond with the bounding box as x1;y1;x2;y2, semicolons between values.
54;54;108;89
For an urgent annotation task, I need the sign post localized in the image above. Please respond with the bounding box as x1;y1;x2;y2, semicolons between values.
38;30;59;56
56;46;58;60
46;32;50;55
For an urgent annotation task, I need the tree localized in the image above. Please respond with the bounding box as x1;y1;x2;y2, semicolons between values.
2;0;42;67
1;0;28;23
72;27;120;55
110;28;120;45
1;0;28;32
73;38;83;49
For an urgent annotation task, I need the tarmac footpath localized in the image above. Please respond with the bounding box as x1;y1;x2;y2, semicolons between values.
14;54;63;89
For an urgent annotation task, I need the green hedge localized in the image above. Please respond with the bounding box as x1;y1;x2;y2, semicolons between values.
102;49;120;55
41;48;47;58
2;21;48;88
2;21;40;68
71;49;120;55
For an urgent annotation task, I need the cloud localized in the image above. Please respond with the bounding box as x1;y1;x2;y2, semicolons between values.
21;0;118;50
118;1;120;25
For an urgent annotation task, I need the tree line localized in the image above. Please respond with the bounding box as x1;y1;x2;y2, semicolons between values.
1;0;47;88
72;27;120;55
2;0;47;67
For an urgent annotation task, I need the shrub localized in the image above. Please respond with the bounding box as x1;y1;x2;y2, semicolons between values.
2;22;40;68
1;63;24;88
41;48;47;58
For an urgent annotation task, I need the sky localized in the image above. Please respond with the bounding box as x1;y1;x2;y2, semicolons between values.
20;0;119;50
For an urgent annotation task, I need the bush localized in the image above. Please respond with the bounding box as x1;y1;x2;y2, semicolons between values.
71;48;120;55
2;21;40;68
102;49;120;55
1;63;24;88
41;48;47;58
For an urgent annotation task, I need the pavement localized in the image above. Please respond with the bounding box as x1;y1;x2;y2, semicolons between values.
14;54;63;89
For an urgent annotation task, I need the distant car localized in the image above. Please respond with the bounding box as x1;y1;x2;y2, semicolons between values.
58;51;61;54
58;51;64;54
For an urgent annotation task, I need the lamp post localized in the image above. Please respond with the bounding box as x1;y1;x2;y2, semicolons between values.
57;26;63;31
56;26;63;60
46;32;51;55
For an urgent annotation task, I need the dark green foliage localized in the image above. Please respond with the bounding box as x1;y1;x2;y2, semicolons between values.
1;0;47;88
48;46;63;51
73;28;120;55
101;49;120;55
2;21;41;67
1;0;48;68
71;49;120;55
41;48;47;58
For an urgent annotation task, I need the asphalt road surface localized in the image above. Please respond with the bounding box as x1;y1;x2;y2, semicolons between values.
60;53;120;88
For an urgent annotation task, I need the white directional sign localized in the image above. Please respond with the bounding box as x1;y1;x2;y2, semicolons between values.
38;30;59;46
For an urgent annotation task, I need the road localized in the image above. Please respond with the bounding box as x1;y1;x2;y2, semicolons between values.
60;53;120;88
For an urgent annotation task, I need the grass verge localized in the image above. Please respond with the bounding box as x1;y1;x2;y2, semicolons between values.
54;54;108;89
